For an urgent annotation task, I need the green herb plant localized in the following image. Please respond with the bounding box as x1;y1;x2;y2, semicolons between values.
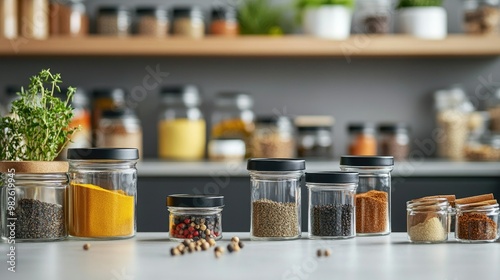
0;69;78;161
238;0;288;35
397;0;443;8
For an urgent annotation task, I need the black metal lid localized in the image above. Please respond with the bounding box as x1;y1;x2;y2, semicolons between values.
297;126;332;132
340;156;394;167
172;6;203;19
167;194;224;208
136;6;168;18
348;122;375;132
378;123;410;133
256;116;292;124
306;172;359;184
211;6;237;20
99;6;129;15
67;148;139;160
247;158;305;171
102;108;137;119
92;88;126;100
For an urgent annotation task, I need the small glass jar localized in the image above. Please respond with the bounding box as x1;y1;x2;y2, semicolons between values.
406;198;450;243
97;6;131;36
68;148;139;239
0;0;18;39
50;0;88;36
348;123;377;156
378;123;410;161
355;0;392;34
340;156;394;236
487;87;500;133
463;0;500;35
158;85;206;160
92;88;126;145
208;138;246;161
247;158;305;240
455;203;499;243
136;6;169;37
97;109;143;158
172;6;205;38
210;6;239;36
251;116;295;158
295;116;335;159
307;172;358;239
20;0;49;39
0;161;69;242
167;194;224;241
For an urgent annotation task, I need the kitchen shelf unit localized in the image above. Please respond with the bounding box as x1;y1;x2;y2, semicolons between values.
0;35;499;57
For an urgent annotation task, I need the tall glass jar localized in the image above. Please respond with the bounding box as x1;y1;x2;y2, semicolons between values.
136;6;169;37
172;6;205;38
307;172;358;239
97;109;143;158
0;0;17;39
295;116;335;159
210;6;239;36
20;0;49;39
378;123;410;161
97;6;131;36
247;158;305;240
348;123;377;156
67;148;139;239
355;0;392;34
455;202;499;243
0;161;69;242
158;85;206;160
92;88;126;146
406;198;450;243
251;116;295;158
340;156;394;236
50;0;88;36
463;0;500;35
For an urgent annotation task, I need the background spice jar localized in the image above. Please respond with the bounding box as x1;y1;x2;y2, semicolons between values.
97;108;143;158
251;116;295;158
92;88;126;146
210;6;239;36
378;123;410;161
20;0;49;39
355;0;392;34
136;6;169;37
463;0;500;35
295;116;335;159
172;6;205;38
50;0;88;37
97;6;131;36
347;123;377;156
0;0;18;39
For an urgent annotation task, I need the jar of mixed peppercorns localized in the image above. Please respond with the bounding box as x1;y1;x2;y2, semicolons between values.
167;194;224;241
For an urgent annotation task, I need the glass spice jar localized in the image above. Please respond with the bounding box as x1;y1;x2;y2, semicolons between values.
172;6;205;38
68;148;139;239
210;6;239;36
295;116;335;159
0;161;69;242
167;194;224;241
487;87;500;133
355;0;392;34
455;202;499;243
340;156;394;236
307;172;358;239
251;116;295;158
92;88;126;146
0;0;18;39
406;198;450;243
97;108;143;158
20;0;49;39
348;123;377;156
378;123;410;161
247;158;305;241
463;0;500;35
97;6;131;36
50;0;88;36
136;6;169;37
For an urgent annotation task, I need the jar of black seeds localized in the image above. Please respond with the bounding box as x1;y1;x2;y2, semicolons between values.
167;194;224;241
307;172;358;239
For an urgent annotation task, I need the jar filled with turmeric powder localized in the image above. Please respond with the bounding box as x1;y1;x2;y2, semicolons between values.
67;148;139;239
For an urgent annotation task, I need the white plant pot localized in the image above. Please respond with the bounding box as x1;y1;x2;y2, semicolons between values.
398;7;447;40
303;6;352;40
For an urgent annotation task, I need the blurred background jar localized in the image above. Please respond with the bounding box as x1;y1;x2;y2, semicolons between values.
0;0;17;39
211;92;254;157
210;6;239;36
50;0;88;36
92;88;126;146
463;0;500;35
487;87;500;133
136;6;169;37
295;116;334;159
172;6;205;38
20;0;49;39
158;85;206;160
354;0;392;34
378;123;410;161
97;6;131;36
347;123;377;156
251;116;295;158
208;138;246;161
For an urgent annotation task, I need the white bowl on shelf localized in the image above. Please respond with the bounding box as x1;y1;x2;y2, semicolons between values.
303;5;352;40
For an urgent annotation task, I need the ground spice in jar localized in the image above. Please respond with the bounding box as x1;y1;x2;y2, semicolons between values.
312;204;353;237
15;198;65;239
356;190;388;233
252;199;299;238
408;217;447;242
457;212;497;241
69;183;134;237
137;7;169;37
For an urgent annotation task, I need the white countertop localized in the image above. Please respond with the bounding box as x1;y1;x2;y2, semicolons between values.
137;160;500;177
1;233;499;280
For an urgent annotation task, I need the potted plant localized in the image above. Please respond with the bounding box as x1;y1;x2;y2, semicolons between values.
296;0;356;40
0;69;78;242
397;0;447;39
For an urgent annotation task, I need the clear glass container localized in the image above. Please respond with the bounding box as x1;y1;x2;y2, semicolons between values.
167;194;224;241
295;116;335;159
97;6;131;36
307;172;358;239
406;198;450;243
340;156;394;236
0;161;69;242
355;0;392;34
348;123;377;156
92;88;126;146
158;85;206;160
67;148;139;239
455;203;499;243
97;109;143;158
50;0;88;36
487;87;500;133
378;123;410;161
172;6;205;38
247;158;305;240
136;6;169;37
251;116;295;158
0;0;18;39
210;6;239;36
463;0;500;35
20;0;49;39
211;92;254;157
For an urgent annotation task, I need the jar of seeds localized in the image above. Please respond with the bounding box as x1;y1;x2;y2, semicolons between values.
251;116;295;158
136;6;169;37
306;172;358;239
406;198;450;243
340;156;394;236
247;158;305;240
0;161;69;242
97;6;131;36
167;194;224;241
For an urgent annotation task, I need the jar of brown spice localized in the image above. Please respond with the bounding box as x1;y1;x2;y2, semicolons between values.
136;6;169;37
172;6;205;38
455;202;499;243
210;6;239;36
251;116;295;158
378;123;410;161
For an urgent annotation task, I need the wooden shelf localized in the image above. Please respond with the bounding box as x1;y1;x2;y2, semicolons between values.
1;35;500;57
